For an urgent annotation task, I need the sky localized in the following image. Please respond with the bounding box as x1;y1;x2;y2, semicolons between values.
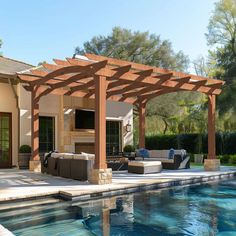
0;0;216;70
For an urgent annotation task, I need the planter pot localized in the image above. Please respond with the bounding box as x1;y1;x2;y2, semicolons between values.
18;153;31;169
194;154;204;164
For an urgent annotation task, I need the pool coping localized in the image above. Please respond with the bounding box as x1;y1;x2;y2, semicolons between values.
60;171;236;201
0;170;236;204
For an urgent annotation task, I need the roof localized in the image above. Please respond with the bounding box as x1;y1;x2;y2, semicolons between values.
0;56;33;76
17;54;225;105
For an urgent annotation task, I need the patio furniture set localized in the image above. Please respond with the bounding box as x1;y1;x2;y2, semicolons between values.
41;149;190;180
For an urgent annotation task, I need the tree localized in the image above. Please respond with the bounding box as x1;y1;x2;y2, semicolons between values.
76;27;189;72
206;0;236;114
0;39;2;55
75;27;211;136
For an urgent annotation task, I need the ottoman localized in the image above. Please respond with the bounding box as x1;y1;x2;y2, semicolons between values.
128;161;162;174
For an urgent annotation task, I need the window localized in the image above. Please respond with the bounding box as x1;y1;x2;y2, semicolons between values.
106;120;122;156
39;116;55;153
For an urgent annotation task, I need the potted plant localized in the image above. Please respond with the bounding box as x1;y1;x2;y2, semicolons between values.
123;145;135;159
18;145;31;169
194;134;204;164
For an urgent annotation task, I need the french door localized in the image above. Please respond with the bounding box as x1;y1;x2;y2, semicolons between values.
39;116;55;154
106;120;122;156
0;113;12;168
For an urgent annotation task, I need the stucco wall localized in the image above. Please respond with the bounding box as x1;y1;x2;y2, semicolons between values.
18;84;61;150
106;100;133;147
19;88;133;154
0;82;18;166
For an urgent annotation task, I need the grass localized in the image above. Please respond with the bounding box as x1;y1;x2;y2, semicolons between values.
190;162;236;167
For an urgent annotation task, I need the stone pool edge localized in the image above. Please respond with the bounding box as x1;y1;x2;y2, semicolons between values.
60;171;236;201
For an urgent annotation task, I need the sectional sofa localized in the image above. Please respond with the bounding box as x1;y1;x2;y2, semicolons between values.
135;149;190;170
41;152;94;181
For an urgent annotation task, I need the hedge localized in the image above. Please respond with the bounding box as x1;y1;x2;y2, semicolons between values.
145;132;236;155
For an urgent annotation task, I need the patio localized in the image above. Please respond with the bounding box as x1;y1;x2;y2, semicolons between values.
0;167;235;202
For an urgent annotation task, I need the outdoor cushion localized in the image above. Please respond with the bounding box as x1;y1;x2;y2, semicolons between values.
146;158;174;163
81;152;95;160
63;153;74;159
137;148;150;158
51;153;64;158
168;149;175;159
73;154;89;160
129;161;162;167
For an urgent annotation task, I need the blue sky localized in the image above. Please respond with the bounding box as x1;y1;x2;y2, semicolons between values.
0;0;216;69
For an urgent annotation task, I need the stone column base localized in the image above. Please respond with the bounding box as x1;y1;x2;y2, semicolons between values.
204;159;220;171
89;168;112;185
29;160;41;172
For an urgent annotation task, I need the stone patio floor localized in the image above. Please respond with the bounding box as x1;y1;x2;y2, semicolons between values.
0;166;236;202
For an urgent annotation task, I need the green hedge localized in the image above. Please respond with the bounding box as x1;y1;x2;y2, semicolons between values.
145;132;236;155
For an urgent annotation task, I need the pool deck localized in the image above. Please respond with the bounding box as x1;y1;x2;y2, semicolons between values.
0;166;236;202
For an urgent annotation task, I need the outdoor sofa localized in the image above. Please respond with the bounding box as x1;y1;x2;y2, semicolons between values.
135;149;190;170
41;152;94;181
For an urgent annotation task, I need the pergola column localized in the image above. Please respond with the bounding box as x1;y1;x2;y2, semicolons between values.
89;75;112;184
138;102;146;148
204;94;220;171
29;88;41;172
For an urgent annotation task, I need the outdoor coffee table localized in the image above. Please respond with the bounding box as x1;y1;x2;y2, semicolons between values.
128;161;162;174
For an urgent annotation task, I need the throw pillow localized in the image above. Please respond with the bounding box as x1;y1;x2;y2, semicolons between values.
168;148;175;159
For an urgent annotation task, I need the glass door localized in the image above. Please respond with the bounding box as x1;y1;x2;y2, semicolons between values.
39;116;55;154
0;113;12;168
106;120;122;156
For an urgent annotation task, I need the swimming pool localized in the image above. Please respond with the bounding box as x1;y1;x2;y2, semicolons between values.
0;178;236;236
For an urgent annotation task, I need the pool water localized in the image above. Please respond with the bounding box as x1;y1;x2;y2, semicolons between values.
0;178;236;236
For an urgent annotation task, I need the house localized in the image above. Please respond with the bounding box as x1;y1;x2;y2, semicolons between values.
0;55;133;168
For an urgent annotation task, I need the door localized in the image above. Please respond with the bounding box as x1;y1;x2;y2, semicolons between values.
106;120;122;156
39;116;55;154
0;113;12;168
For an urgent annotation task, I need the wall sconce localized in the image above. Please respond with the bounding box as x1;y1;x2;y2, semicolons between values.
125;121;132;133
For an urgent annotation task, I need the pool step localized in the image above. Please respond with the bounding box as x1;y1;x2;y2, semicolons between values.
0;197;62;211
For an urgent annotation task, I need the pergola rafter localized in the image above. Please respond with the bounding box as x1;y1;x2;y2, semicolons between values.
17;53;225;178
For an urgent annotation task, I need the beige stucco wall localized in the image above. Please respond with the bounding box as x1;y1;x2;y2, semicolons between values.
0;82;18;166
19;87;133;155
18;84;61;150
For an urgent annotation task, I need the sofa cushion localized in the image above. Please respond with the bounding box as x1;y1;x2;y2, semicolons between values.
73;154;88;160
129;161;162;167
51;153;64;158
147;158;174;163
81;152;95;160
63;153;74;159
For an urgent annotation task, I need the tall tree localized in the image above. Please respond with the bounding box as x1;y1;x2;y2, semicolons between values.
75;27;210;136
206;0;236;114
76;27;189;72
0;39;2;55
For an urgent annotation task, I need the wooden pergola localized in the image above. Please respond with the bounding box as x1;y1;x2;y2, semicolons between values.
18;54;224;180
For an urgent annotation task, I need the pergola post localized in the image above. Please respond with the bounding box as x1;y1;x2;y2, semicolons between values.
89;75;112;184
29;88;41;172
204;94;220;171
138;102;146;148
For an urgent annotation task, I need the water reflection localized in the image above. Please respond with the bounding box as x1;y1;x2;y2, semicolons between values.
82;180;236;236
3;178;236;236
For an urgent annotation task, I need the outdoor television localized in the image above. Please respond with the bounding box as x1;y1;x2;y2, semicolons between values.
75;109;95;129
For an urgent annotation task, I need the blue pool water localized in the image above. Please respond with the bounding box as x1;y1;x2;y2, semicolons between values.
0;178;236;236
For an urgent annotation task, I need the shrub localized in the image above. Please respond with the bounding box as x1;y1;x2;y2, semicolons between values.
146;135;178;150
220;154;231;164
19;145;31;153
144;132;236;155
229;155;236;165
123;145;135;152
